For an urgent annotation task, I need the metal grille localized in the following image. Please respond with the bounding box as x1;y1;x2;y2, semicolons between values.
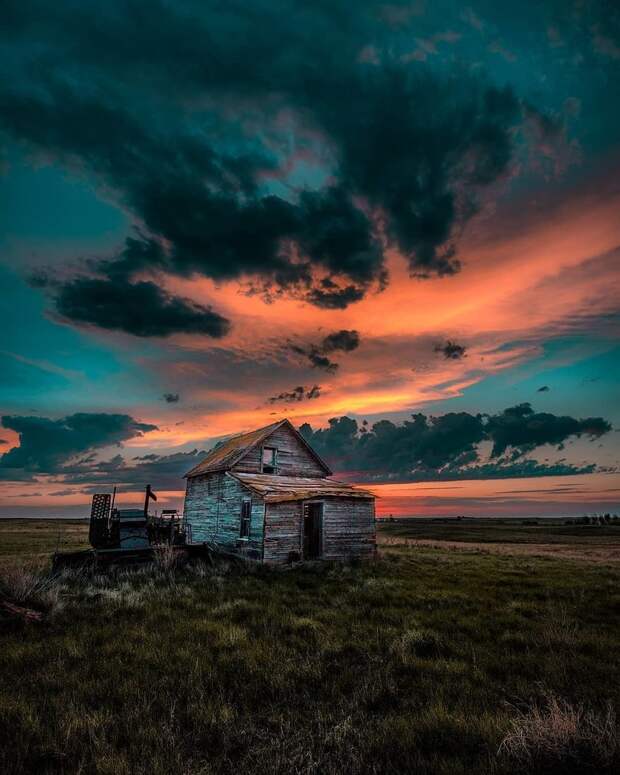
91;493;111;521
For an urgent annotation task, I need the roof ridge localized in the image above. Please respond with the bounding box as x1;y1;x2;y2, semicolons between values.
215;418;285;444
183;418;288;478
184;418;332;478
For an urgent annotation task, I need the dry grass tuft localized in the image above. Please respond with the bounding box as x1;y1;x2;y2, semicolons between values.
0;566;63;614
152;543;180;573
541;602;580;649
391;627;448;661
499;694;618;772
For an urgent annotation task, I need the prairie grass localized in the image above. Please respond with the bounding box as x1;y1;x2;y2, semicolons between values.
379;518;620;547
0;565;63;614
499;694;617;772
378;519;620;565
0;521;619;773
0;519;89;570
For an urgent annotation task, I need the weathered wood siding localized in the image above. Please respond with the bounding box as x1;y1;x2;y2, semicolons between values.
263;500;303;563
183;472;264;559
263;496;376;564
321;497;376;561
232;424;327;477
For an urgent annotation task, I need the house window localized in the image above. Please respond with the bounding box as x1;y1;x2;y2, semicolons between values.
261;446;277;474
240;499;252;538
207;478;213;495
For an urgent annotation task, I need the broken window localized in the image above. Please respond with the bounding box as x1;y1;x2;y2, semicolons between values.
261;446;277;474
240;499;252;538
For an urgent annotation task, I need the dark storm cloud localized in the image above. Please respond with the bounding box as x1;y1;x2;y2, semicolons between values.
0;0;529;332
435;459;598;481
291;329;361;372
33;237;231;338
299;403;611;479
67;449;207;491
53;275;230;339
306;352;338;373
321;330;361;353
0;413;157;478
3;401;611;487
267;385;321;404
306;283;367;310
301;412;485;475
163;393;180;403
435;340;467;360
485;403;611;458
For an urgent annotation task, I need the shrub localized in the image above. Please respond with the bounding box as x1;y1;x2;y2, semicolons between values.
499;694;618;772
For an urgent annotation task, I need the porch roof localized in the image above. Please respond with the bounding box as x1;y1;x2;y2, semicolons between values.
229;472;375;503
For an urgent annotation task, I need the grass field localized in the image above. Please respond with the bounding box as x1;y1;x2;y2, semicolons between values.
1;518;619;774
0;519;89;569
379;517;620;564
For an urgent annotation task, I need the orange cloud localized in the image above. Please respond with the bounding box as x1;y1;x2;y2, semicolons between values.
119;163;620;443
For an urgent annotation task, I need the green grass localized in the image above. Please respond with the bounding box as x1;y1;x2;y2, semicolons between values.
0;520;619;774
0;519;89;569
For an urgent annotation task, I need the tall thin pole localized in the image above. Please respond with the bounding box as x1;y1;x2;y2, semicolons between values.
109;485;117;532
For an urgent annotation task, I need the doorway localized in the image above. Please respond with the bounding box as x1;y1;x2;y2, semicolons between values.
303;502;323;560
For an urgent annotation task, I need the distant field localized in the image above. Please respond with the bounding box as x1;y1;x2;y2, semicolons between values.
1;519;619;773
0;519;89;569
3;516;619;570
377;518;620;564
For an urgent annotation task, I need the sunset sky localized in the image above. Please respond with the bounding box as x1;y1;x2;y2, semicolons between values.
1;0;619;517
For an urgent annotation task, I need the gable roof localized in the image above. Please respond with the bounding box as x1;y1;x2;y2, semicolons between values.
184;419;332;478
230;472;374;503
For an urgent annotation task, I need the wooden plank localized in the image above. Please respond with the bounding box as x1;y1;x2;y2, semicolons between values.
1;600;44;623
263;500;303;564
321;497;376;561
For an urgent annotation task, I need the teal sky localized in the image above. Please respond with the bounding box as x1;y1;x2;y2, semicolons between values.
1;1;619;516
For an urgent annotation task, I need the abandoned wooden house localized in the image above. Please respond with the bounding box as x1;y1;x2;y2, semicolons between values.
183;419;376;563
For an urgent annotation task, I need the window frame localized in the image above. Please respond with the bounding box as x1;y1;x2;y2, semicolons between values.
261;445;278;474
239;498;252;539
